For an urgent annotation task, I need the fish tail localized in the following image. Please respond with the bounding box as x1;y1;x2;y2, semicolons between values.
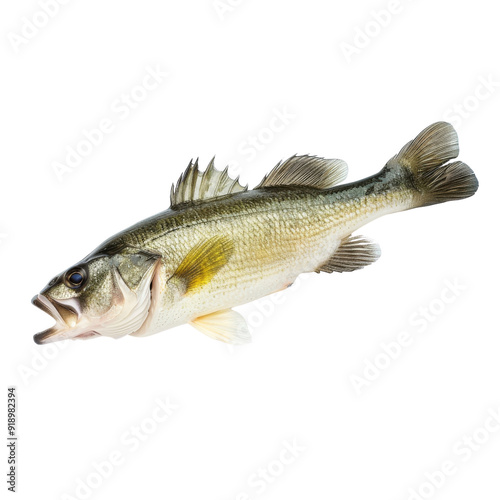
387;122;478;207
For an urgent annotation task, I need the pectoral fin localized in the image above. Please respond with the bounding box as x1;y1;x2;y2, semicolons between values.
316;235;381;273
172;235;234;295
190;309;251;345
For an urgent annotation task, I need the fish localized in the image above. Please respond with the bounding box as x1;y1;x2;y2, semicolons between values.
32;122;478;345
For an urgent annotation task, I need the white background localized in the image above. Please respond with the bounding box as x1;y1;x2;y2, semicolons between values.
1;1;499;499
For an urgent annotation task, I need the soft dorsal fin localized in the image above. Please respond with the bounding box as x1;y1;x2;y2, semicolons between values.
255;155;348;189
170;158;247;208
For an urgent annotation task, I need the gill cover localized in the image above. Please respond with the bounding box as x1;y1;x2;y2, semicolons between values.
33;248;161;344
98;249;161;338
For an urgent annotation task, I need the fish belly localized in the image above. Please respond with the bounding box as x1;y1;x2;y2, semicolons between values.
146;199;346;335
140;187;412;336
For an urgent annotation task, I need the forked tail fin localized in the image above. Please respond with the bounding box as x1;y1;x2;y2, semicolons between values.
387;122;478;207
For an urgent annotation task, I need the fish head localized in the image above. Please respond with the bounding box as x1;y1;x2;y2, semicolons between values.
32;248;161;344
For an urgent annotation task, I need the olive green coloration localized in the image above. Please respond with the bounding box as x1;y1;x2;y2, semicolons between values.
32;122;478;345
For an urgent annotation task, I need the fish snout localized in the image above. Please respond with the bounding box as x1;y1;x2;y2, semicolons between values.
32;293;101;344
32;293;78;344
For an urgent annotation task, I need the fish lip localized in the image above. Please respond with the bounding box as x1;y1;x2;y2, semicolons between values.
32;294;91;344
31;294;54;317
32;293;79;325
33;325;66;345
33;327;100;345
33;327;101;344
32;294;64;323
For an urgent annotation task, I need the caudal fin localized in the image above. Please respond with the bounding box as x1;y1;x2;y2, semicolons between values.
388;122;478;207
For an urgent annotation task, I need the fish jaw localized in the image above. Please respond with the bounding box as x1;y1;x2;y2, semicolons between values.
32;257;162;344
32;294;100;344
33;324;100;345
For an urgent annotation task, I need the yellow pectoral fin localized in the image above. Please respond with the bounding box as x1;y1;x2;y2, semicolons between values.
172;235;234;295
190;309;251;345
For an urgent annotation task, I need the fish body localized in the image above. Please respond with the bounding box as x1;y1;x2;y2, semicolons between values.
32;122;478;345
104;175;408;336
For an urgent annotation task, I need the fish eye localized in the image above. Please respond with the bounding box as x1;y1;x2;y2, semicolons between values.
65;268;87;289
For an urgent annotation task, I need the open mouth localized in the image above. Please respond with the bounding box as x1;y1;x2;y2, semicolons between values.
32;259;161;344
32;295;99;345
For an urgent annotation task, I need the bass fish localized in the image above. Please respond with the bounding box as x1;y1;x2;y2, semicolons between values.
32;122;478;345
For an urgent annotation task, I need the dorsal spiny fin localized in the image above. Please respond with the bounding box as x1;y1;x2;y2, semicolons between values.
170;158;247;208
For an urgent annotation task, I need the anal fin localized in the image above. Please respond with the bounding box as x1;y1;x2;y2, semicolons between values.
316;235;381;273
190;309;251;345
